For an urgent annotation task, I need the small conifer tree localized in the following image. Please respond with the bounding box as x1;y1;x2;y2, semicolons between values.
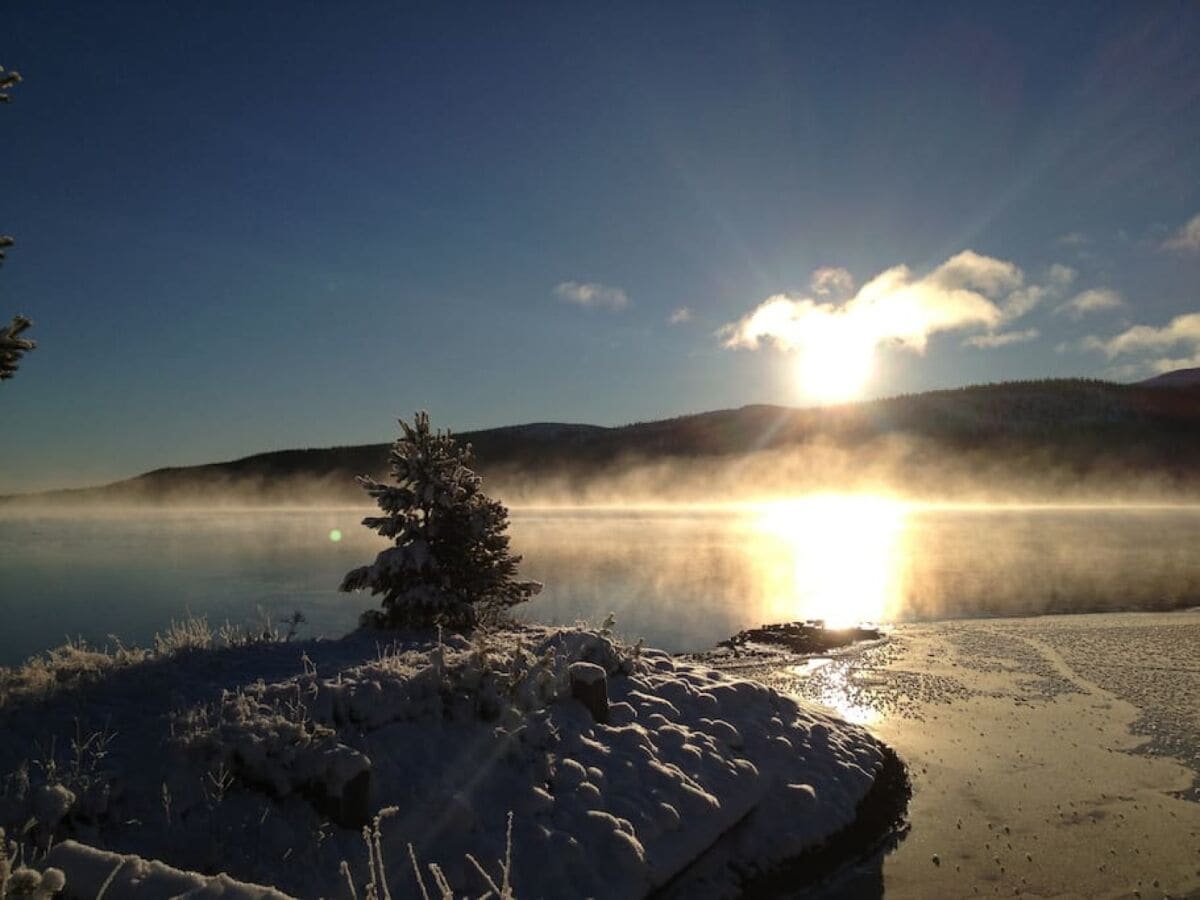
340;412;542;629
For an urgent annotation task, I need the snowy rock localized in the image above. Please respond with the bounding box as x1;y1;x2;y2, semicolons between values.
569;661;609;723
786;782;819;807
5;868;47;896
608;701;637;725
569;661;607;686
698;717;743;750
38;868;66;894
31;783;75;830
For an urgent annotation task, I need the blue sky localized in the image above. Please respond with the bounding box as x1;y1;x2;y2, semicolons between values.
1;1;1198;491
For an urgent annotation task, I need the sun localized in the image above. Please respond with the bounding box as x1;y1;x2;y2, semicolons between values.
795;323;876;404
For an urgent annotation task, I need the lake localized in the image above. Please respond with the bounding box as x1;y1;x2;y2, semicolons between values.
2;499;1199;667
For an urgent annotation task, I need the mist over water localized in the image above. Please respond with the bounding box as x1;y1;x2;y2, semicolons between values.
2;500;1199;667
515;502;1200;647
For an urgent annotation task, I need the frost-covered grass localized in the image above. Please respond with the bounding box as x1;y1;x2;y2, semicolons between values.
0;612;306;709
403;810;517;900
0;622;894;898
0;637;150;709
1;827;65;900
335;806;517;900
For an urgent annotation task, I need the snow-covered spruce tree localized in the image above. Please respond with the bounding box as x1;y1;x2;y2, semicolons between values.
340;412;541;630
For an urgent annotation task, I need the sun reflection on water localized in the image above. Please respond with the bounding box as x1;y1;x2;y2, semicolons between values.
750;494;908;628
782;658;885;726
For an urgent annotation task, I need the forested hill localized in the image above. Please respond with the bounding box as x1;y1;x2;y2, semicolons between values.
6;375;1200;505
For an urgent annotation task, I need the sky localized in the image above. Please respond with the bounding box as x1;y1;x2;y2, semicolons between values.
1;0;1198;492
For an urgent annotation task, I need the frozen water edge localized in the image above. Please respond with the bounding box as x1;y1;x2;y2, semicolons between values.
730;610;1200;898
0;625;902;898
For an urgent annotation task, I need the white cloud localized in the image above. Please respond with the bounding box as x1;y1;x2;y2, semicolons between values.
720;250;1035;359
1000;285;1046;320
1048;264;1077;289
554;281;630;311
1083;312;1200;374
1161;218;1200;256
925;250;1022;296
667;306;693;325
1086;312;1200;357
809;267;855;297
963;328;1040;349
999;264;1074;320
1162;213;1200;253
1055;288;1124;319
1144;353;1200;373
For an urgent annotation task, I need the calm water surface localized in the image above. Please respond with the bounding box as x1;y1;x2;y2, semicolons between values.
1;500;1198;666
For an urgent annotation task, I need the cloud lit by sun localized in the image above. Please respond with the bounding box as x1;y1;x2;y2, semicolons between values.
719;250;1073;404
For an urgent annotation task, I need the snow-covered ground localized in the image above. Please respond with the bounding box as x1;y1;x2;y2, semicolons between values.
731;610;1200;898
0;623;898;898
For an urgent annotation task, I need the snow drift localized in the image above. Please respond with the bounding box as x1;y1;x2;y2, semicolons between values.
0;625;897;898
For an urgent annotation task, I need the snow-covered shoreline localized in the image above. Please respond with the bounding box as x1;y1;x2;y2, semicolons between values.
0;623;906;898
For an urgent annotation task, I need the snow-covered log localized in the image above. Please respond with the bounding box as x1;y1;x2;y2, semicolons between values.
41;841;292;899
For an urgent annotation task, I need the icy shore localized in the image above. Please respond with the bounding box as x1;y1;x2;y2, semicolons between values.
0;624;903;898
729;610;1200;898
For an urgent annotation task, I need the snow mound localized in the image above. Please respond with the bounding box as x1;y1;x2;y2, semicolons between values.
0;626;893;898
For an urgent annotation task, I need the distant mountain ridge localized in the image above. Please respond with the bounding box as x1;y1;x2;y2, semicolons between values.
5;373;1199;505
1138;367;1200;389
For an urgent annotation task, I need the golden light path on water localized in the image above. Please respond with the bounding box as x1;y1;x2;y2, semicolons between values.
750;494;907;727
749;494;908;630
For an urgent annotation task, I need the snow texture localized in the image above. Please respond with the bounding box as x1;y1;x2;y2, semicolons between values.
567;661;607;685
0;626;888;898
42;841;291;899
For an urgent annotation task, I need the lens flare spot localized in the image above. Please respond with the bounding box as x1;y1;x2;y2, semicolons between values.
329;528;343;543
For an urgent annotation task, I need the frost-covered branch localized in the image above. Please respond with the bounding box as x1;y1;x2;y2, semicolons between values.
0;315;36;382
1;67;36;383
